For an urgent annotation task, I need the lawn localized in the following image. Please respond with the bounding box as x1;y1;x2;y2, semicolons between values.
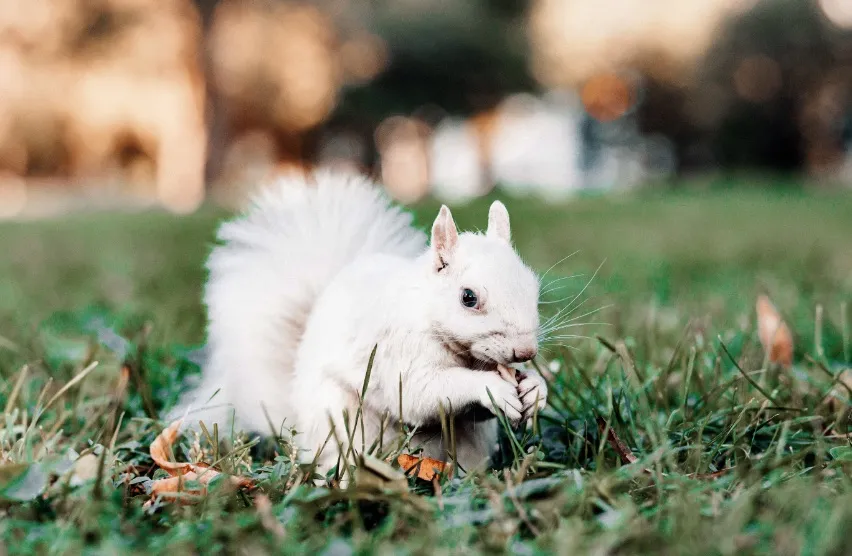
1;185;851;554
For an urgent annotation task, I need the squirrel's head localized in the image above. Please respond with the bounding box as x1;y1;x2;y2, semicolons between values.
427;201;540;367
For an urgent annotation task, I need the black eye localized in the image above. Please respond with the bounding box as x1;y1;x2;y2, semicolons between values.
461;288;478;308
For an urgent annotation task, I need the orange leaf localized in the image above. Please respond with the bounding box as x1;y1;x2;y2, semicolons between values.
149;419;193;476
397;454;450;481
190;462;255;489
756;295;794;366
145;472;206;507
145;420;254;506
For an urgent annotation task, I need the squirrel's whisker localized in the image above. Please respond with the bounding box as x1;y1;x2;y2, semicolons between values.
539;273;586;296
538;322;611;338
557;260;604;310
541;305;613;335
540;295;597;330
538;250;580;282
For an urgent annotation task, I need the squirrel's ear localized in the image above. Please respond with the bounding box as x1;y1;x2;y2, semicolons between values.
486;200;511;243
431;205;458;271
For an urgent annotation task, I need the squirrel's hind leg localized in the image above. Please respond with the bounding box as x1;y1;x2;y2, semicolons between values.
452;418;500;476
411;418;499;478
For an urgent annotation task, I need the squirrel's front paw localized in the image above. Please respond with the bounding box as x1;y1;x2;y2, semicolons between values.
480;376;523;425
517;371;547;421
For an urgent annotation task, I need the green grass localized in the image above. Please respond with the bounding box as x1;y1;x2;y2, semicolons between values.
1;186;852;554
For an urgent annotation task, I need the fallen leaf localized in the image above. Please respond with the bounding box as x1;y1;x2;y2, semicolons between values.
756;295;794;366
149;419;192;476
397;453;450;481
191;462;254;489
144;473;206;507
145;420;254;506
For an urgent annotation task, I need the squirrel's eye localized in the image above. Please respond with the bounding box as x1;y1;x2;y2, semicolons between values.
461;288;479;309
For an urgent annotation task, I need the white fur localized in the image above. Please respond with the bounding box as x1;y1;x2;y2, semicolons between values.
168;170;546;478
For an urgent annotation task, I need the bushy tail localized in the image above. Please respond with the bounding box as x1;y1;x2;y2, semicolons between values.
167;170;427;433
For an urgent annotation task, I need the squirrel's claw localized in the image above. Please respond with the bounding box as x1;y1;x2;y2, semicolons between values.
481;377;523;425
517;371;547;423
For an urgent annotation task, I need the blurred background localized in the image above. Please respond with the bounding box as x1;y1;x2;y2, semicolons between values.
0;0;851;218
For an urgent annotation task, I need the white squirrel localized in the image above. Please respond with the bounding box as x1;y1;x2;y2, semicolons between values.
169;170;547;477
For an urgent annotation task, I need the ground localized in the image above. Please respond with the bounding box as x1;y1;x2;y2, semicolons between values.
1;183;851;554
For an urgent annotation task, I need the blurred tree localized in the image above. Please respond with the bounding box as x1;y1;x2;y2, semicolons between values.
702;0;821;171
191;0;225;187
187;0;535;183
322;0;536;169
635;75;704;171
692;0;850;174
347;1;532;117
635;0;852;178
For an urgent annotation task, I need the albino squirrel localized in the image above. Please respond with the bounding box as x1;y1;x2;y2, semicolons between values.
169;170;547;476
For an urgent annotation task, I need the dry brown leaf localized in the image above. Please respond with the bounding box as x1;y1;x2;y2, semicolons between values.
397;453;450;481
149;419;192;476
144;473;206;507
756;295;794;366
596;417;638;464
145;420;254;507
143;468;254;507
189;462;254;489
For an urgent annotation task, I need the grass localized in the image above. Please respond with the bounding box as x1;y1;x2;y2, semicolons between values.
1;185;851;554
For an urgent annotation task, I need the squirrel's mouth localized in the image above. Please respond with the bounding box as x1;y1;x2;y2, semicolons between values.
447;345;501;371
440;333;509;370
470;357;499;372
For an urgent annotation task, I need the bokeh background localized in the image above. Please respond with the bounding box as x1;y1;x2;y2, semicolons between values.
0;0;851;218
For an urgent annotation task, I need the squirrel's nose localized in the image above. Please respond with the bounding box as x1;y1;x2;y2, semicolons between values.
512;346;538;363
